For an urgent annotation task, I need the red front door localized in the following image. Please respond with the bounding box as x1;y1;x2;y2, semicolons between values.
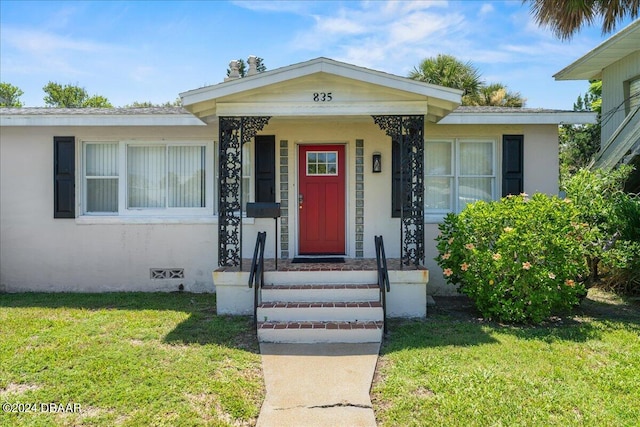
298;145;346;255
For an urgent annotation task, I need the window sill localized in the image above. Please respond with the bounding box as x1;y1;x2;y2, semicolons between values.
76;216;256;225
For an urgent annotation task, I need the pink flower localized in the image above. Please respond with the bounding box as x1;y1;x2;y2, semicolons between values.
548;272;556;279
565;279;575;287
522;262;532;270
461;262;470;271
492;253;502;261
443;268;453;277
520;192;529;198
465;243;475;250
441;252;451;260
448;237;454;245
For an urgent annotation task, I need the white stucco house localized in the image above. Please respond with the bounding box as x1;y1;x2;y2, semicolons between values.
555;19;640;192
1;57;595;336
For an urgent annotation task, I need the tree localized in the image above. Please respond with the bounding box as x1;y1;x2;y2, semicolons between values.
409;54;482;104
0;82;24;107
560;80;602;178
469;83;526;107
409;54;526;107
123;98;182;108
43;82;112;108
524;0;639;40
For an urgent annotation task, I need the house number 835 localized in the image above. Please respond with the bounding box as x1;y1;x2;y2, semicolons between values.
313;92;332;102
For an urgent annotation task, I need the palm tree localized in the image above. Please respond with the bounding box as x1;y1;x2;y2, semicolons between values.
409;55;526;107
408;54;482;104
470;83;526;107
524;0;639;39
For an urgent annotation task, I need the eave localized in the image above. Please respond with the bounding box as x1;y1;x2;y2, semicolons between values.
0;108;205;127
438;108;597;125
554;20;640;81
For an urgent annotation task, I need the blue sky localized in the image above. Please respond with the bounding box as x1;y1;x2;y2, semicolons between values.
1;1;635;109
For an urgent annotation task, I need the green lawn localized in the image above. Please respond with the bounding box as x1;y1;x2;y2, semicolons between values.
0;293;263;427
372;289;640;426
3;290;638;427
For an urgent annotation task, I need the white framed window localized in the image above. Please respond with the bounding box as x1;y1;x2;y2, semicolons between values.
306;151;338;175
425;139;497;215
84;142;119;213
82;140;213;216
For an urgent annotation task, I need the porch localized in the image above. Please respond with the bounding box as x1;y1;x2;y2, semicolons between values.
214;256;429;343
215;257;423;272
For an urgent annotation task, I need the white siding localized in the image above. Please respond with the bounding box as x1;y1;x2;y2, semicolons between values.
601;50;640;143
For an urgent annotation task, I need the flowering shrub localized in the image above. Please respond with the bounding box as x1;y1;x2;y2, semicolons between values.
435;194;589;324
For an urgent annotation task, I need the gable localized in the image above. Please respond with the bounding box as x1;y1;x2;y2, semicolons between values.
181;58;462;123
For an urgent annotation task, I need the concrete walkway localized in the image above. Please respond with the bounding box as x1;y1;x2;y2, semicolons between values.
256;343;381;427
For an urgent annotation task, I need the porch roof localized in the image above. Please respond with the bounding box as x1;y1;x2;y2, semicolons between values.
180;57;463;123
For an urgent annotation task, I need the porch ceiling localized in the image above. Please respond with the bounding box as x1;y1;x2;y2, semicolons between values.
180;57;462;123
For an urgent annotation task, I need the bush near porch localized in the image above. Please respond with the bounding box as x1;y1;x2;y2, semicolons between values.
435;193;589;324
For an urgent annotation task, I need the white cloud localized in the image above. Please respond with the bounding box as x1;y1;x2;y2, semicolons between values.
288;1;470;74
479;3;494;16
387;11;463;46
2;27;113;55
230;0;319;14
314;14;368;35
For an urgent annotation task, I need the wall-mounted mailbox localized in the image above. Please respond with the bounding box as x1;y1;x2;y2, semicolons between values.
246;202;281;218
246;202;281;268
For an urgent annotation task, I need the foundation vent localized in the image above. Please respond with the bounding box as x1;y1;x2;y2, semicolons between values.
150;268;185;279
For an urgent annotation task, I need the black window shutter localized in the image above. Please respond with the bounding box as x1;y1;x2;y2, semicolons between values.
254;135;276;203
502;135;524;197
54;136;75;218
391;138;411;218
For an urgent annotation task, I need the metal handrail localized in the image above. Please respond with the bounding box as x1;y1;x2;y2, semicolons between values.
248;231;266;325
375;235;390;334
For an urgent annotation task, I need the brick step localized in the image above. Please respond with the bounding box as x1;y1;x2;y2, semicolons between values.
257;321;384;344
259;301;382;308
261;283;380;303
264;270;378;286
262;284;379;290
257;301;383;322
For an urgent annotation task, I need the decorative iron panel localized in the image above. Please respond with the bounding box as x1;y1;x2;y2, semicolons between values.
218;116;271;267
372;115;425;266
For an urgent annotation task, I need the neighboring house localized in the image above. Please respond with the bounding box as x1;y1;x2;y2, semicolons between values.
555;19;640;192
0;57;595;307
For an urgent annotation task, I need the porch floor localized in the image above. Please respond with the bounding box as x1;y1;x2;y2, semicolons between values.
215;258;426;272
